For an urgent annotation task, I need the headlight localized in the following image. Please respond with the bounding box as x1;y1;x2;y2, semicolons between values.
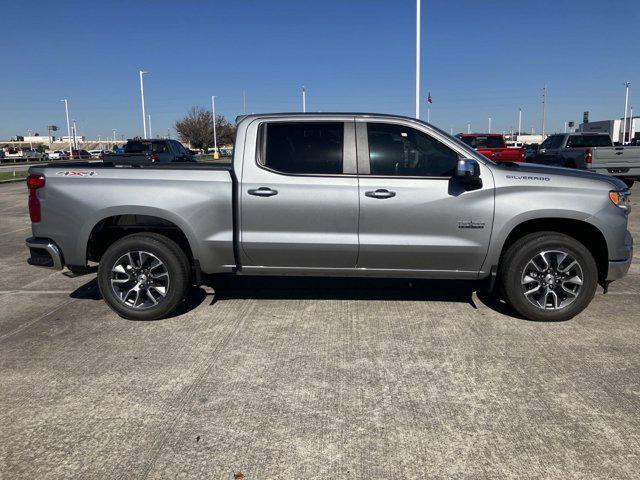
610;190;631;213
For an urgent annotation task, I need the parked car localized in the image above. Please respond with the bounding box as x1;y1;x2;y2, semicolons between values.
26;113;632;322
45;150;70;161
67;149;92;160
4;148;46;161
457;134;526;162
88;150;106;159
102;139;194;165
530;133;640;187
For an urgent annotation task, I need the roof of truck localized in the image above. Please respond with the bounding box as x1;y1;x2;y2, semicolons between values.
235;112;435;124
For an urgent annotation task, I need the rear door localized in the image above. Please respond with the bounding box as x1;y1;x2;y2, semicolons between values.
356;119;494;275
240;118;359;270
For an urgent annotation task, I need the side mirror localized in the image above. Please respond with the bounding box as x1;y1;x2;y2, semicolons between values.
455;159;482;190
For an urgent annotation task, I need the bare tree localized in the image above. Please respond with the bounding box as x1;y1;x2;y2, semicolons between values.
175;107;236;151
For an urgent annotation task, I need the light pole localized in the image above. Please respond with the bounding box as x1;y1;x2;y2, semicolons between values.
415;0;421;119
302;86;306;112
467;122;471;134
147;114;152;138
112;129;117;142
622;82;630;144
488;117;492;133
243;91;247;114
541;85;548;139
211;95;218;158
61;99;73;154
564;121;567;133
139;70;149;138
630;106;634;143
72;120;78;149
518;108;522;135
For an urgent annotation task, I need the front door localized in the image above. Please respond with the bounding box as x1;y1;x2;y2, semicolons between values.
356;120;494;275
240;119;359;270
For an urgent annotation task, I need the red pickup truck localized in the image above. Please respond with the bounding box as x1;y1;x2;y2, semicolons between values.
458;134;525;163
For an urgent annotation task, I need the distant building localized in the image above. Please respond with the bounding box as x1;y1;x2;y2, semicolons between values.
61;135;86;142
514;134;544;145
23;135;54;143
579;117;638;144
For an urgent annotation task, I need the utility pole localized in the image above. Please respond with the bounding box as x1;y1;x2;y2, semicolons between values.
541;85;547;139
147;114;152;138
302;86;306;112
488;117;492;133
211;95;218;158
139;70;148;138
622;82;630;144
243;91;247;114
415;0;421;119
61;99;73;155
518;107;522;135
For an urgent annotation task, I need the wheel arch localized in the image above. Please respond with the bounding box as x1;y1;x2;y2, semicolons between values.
80;207;201;266
495;217;608;282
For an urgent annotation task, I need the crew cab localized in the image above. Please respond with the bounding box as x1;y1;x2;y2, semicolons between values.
103;139;194;165
531;133;640;187
25;113;633;322
457;133;526;163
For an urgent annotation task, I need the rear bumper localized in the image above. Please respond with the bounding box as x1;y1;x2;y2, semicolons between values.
26;237;64;270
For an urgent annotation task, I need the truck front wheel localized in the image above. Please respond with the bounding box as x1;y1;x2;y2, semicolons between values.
499;232;598;321
97;233;191;320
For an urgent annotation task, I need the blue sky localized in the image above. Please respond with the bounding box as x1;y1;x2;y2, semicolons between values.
1;0;638;139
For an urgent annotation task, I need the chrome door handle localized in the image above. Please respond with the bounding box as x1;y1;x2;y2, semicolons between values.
248;187;278;197
365;189;396;199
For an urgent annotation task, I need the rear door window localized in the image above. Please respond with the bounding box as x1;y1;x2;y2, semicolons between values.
540;135;564;149
261;122;344;175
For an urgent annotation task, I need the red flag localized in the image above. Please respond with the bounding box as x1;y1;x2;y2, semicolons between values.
427;92;432;104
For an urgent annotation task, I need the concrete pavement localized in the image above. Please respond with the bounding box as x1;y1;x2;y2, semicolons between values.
0;181;639;479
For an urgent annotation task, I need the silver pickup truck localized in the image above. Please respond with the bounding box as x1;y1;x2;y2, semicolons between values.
532;132;640;187
25;113;633;322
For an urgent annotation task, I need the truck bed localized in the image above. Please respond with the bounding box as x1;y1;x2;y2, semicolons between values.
28;161;236;274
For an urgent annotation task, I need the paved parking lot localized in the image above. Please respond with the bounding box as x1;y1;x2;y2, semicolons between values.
1;181;639;479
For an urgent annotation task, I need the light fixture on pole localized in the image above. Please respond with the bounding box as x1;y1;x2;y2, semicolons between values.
61;99;73;155
211;95;219;159
622;82;630;144
415;0;421;119
302;86;306;113
139;70;149;138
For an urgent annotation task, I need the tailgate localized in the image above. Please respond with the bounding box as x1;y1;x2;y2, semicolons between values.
592;147;640;170
478;148;524;162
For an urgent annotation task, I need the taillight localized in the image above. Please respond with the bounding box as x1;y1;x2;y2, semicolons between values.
584;148;592;164
27;174;45;222
150;153;158;162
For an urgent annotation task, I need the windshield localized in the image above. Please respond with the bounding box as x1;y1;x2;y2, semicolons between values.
460;136;506;149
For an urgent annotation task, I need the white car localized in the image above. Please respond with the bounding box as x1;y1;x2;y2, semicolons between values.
45;150;69;160
88;150;105;159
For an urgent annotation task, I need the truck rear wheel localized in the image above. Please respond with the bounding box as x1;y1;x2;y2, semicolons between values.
97;233;191;320
499;232;598;321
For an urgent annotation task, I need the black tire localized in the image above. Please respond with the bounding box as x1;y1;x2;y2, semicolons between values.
499;232;598;321
622;178;635;188
97;233;191;320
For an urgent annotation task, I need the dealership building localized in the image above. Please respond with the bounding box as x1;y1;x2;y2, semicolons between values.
579;116;639;143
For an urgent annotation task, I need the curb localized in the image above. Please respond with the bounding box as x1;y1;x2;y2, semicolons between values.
0;178;26;184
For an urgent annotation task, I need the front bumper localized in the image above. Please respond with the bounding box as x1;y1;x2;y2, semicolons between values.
26;237;64;270
606;231;633;281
